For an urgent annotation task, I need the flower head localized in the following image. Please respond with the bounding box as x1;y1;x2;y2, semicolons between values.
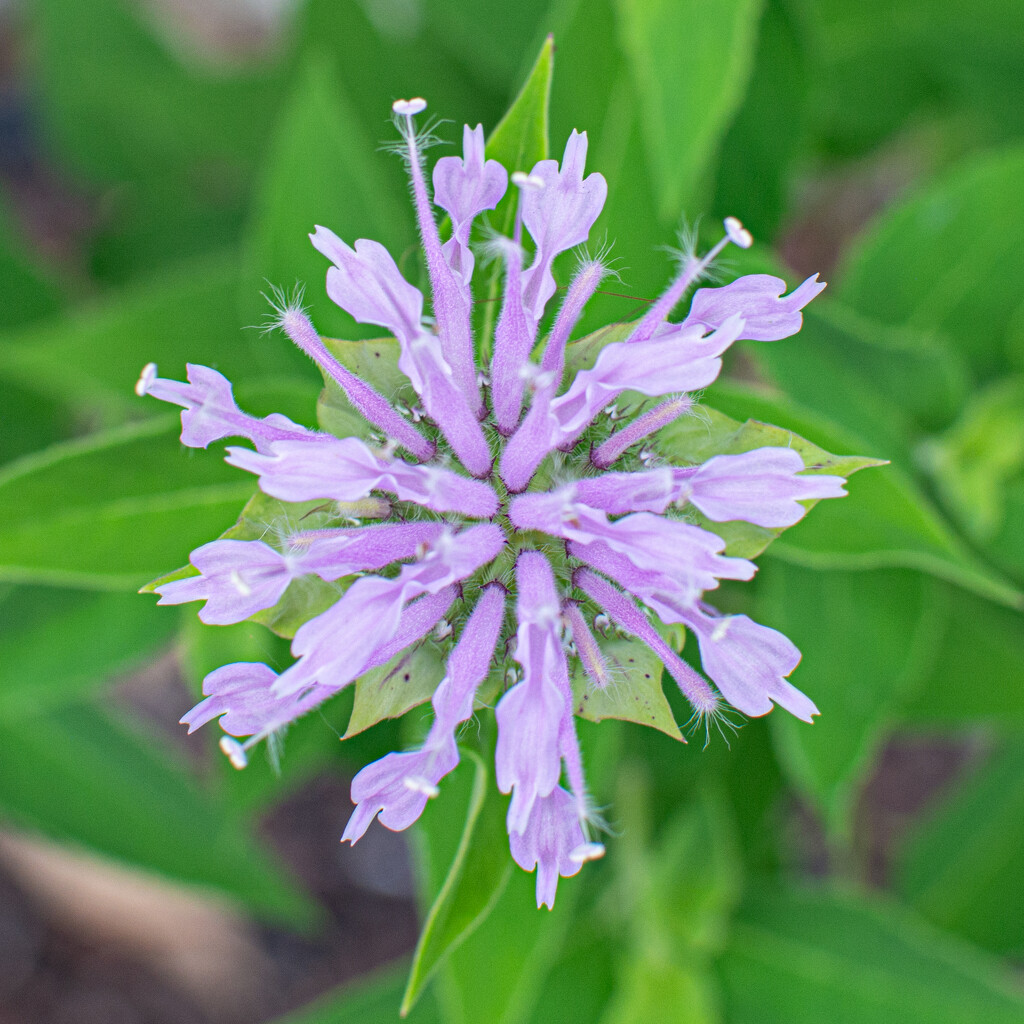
139;98;844;909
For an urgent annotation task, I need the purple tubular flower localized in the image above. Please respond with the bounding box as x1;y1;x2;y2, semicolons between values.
509;786;587;909
433;123;508;291
496;552;571;835
500;316;745;488
136;363;310;452
276;304;434;461
682;607;818;722
155;539;300;625
225;435;498;517
563;601;611;690
591;395;692;470
489;236;536;434
143;97;847;901
342;582;506;843
682;273;826;341
394;101;481;414
511;491;755;590
309;226;491;476
573;568;719;717
680;447;847;527
276;525;503;697
521;131;608;321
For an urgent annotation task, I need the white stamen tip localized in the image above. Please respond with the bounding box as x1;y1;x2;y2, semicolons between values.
435;618;453;641
135;362;157;397
393;97;427;116
511;171;545;190
403;775;440;798
219;736;249;770
569;842;606;864
723;216;753;249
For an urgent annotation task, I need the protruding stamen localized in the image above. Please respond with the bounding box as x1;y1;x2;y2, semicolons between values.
135;362;157;397
627;216;753;345
393;98;482;413
392;97;427;116
569;842;606;864
219;736;249;770
591;395;692;469
723;215;753;249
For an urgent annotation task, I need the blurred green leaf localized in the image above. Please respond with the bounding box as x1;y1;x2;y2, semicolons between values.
431;865;581;1024
758;564;946;833
0;193;62;327
27;0;281;180
242;55;411;337
917;378;1024;544
708;383;1024;610
719;885;1024;1022
839;147;1024;380
712;0;807;240
269;963;440;1023
612;0;763;219
800;0;1024;155
403;750;512;1015
899;586;1024;724
600;959;719;1024
0;702;310;923
486;35;554;237
0;417;253;589
0;256;316;422
897;738;1024;954
754;300;970;453
0;585;175;720
571;637;682;740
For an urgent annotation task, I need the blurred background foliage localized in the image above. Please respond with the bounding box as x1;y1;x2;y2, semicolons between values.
1;0;1023;1021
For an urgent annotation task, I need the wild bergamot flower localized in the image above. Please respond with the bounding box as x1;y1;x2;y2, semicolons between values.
138;97;846;909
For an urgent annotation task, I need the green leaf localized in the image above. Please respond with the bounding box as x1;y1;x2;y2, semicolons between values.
345;640;447;739
242;55;411;337
269;964;441;1024
599;959;719;1024
571;637;682;740
917;377;1024;544
711;0;807;240
0;702;310;923
839;147;1024;380
707;383;1024;609
898;585;1024;724
0;191;62;328
402;750;512;1015
897;738;1024;954
485;35;553;236
612;0;763;219
0;418;254;589
757;564;947;834
0;586;176;721
0;256;315;422
657;399;884;559
28;0;281;182
800;0;1024;156
754;300;970;452
719;885;1024;1023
